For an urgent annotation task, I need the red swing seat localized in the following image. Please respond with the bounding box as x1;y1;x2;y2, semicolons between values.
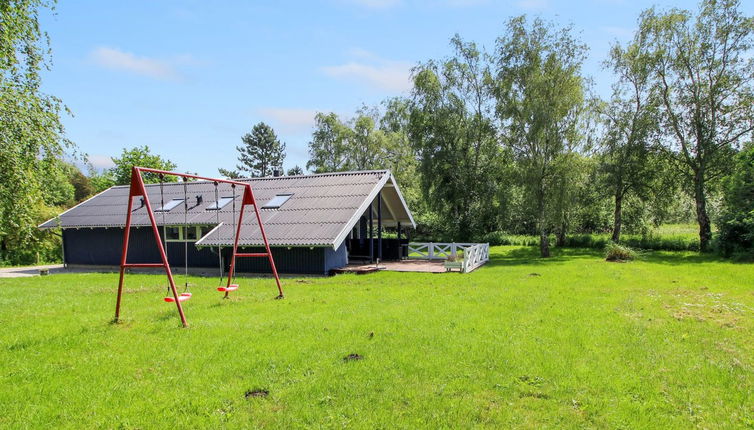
217;284;239;293
164;292;192;303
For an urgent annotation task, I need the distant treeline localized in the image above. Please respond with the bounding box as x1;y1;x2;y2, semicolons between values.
2;0;753;265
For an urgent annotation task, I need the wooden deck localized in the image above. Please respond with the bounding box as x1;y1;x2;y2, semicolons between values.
333;259;447;274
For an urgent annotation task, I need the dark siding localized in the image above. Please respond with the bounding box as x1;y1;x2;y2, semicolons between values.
62;227;330;274
232;246;325;274
324;243;348;272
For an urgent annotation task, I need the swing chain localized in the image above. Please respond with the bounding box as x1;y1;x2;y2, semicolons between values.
213;181;224;286
182;176;190;291
158;174;171;298
231;184;237;285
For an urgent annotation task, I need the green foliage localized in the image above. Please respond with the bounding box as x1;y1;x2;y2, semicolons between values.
409;35;502;241
109;146;177;185
2;248;754;427
0;0;74;263
307;103;415;177
307;112;351;172
482;225;701;252
598;30;664;242
638;0;754;250
217;167;241;179
716;144;754;257
65;163;94;201
235;122;286;177
494;16;588;256
41;165;75;207
604;241;637;261
88;170;116;194
286;165;303;176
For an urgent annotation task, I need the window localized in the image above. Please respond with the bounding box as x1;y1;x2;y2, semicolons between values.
184;226;198;241
164;226;181;241
163;226;206;242
199;225;212;238
262;193;293;209
206;196;235;210
155;198;185;212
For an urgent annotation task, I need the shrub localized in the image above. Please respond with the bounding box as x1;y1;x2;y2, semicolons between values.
716;143;754;258
604;242;637;262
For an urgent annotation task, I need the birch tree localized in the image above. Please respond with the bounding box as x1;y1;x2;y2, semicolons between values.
640;0;754;250
494;16;587;257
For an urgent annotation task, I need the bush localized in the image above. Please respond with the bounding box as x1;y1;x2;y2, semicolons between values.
479;230;700;252
480;231;542;247
604;242;637;262
716;143;754;258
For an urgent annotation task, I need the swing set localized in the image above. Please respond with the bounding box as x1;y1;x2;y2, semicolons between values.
114;166;284;327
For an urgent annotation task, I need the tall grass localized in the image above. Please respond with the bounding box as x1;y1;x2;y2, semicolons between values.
481;224;701;251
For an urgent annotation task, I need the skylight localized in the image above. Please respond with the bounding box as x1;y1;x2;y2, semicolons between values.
206;196;235;211
155;199;184;212
262;194;293;209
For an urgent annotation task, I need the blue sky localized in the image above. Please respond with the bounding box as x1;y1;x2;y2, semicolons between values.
39;0;736;177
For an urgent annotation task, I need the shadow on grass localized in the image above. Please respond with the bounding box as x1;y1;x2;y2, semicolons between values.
638;250;734;266
487;246;602;267
487;245;738;267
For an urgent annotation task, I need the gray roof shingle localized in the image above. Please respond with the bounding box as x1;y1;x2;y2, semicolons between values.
40;170;414;249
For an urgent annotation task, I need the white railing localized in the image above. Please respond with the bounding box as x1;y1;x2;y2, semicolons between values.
461;243;490;273
407;242;490;273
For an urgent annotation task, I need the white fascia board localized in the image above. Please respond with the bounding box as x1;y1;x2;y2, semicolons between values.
330;171;391;251
194;222;224;247
388;173;416;228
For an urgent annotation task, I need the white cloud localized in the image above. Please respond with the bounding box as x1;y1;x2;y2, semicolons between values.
516;0;548;11
322;50;412;93
257;108;319;134
87;154;115;170
89;47;181;81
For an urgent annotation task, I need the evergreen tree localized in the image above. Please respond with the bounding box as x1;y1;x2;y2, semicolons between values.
236;122;286;177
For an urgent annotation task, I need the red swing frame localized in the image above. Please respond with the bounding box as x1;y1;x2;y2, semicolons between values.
114;166;284;327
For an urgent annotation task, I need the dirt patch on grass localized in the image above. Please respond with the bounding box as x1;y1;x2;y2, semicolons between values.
666;290;751;328
519;391;550;399
343;353;363;362
245;389;269;398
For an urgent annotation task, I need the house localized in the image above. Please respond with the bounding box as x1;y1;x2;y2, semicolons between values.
39;170;415;275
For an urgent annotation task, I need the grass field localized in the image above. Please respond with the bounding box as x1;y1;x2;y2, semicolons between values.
1;246;752;428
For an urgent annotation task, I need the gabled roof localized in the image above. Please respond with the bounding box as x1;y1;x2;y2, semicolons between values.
39;170;415;249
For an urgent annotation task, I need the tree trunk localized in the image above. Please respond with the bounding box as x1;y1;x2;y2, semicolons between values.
556;223;566;247
693;169;712;252
540;228;550;257
612;188;623;243
538;190;550;257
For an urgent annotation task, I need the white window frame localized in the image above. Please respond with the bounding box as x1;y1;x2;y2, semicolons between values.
262;193;293;209
206;196;236;211
155;198;185;212
163;225;208;242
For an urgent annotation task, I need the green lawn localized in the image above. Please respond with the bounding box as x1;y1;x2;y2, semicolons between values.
1;246;752;429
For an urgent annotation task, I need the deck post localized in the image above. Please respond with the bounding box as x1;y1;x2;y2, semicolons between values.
377;191;382;262
369;200;374;263
397;222;402;259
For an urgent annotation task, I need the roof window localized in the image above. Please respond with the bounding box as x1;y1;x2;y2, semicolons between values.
155;198;184;212
206;196;235;211
262;194;293;209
